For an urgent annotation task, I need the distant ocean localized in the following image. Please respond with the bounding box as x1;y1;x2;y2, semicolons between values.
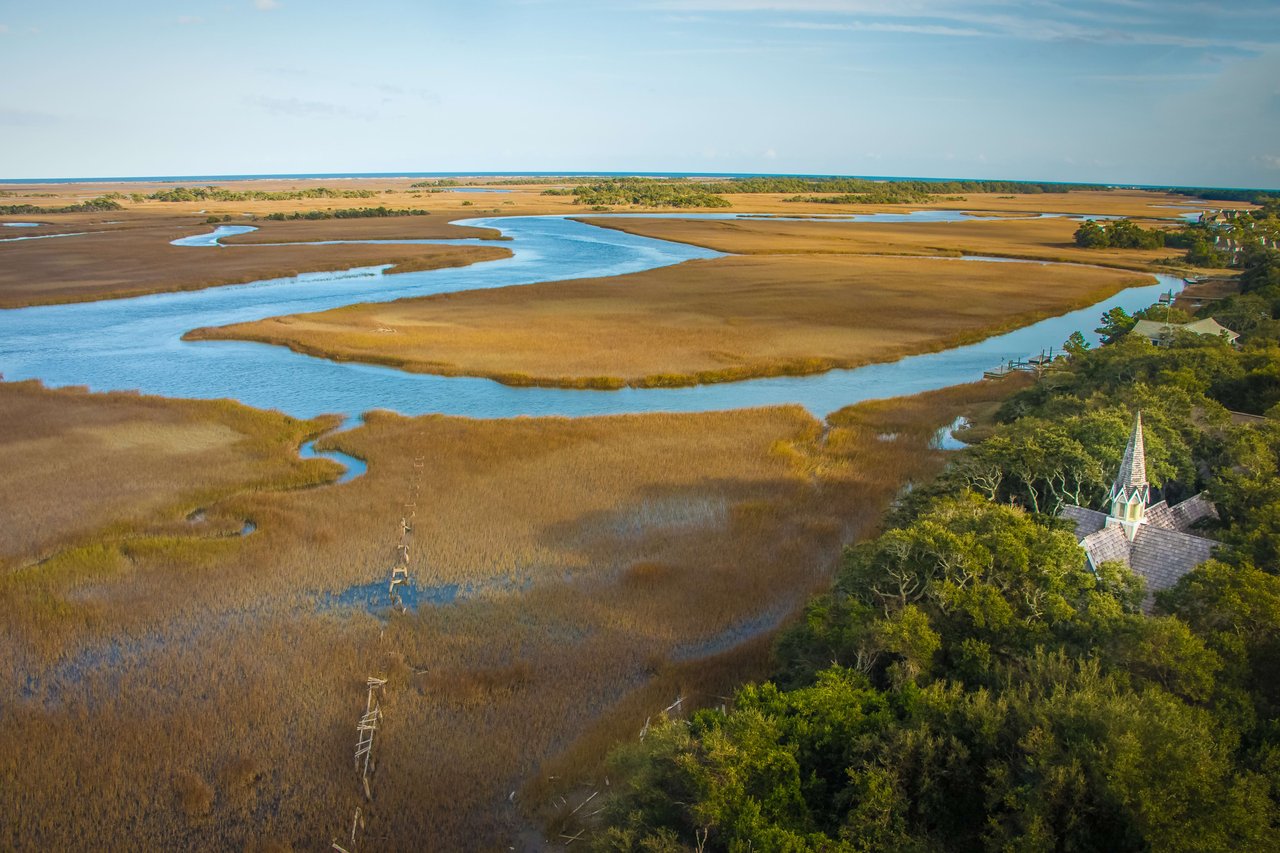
0;171;1105;186
0;171;1260;191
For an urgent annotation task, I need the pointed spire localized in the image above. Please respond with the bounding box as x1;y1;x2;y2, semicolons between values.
1113;412;1147;494
1108;412;1151;541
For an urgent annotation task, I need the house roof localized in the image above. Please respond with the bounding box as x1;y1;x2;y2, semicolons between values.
1183;317;1240;342
1080;525;1133;568
1063;490;1220;612
1131;318;1240;344
1129;525;1217;596
1131;495;1218;534
1169;493;1217;530
1131;319;1171;339
1144;500;1175;530
1061;505;1107;539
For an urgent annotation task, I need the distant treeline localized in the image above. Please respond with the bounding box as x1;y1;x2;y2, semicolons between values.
1076;201;1280;267
548;178;731;209
1073;219;1167;250
413;177;593;188
0;197;123;215
693;178;1098;196
540;177;1104;209
786;189;940;205
1169;188;1280;205
482;176;596;186
261;207;432;221
147;186;380;202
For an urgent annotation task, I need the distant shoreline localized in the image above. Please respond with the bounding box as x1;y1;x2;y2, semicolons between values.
2;171;1274;192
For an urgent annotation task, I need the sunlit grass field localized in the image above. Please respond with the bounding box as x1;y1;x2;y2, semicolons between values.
583;213;1184;270
187;242;1149;389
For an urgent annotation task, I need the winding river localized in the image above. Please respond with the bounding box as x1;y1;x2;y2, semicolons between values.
0;213;1182;421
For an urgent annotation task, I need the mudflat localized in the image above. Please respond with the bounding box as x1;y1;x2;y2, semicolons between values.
0;214;510;308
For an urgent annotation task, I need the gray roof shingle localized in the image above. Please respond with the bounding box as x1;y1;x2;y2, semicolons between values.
1130;525;1217;595
1061;505;1108;539
1081;525;1132;568
1169;493;1218;531
1144;500;1175;530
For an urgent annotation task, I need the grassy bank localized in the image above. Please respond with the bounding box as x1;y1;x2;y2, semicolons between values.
185;252;1149;389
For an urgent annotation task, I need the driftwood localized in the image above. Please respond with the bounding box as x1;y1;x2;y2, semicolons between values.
569;791;599;816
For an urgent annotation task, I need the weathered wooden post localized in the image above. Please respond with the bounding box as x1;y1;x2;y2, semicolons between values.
355;676;387;797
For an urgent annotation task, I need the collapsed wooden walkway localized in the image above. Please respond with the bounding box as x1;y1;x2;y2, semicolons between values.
334;448;428;851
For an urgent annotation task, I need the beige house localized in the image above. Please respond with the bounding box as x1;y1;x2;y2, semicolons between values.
1131;317;1239;347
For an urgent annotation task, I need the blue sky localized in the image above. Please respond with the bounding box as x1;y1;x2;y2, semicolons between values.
1;0;1278;187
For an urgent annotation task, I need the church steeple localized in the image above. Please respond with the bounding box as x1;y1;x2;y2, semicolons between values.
1108;412;1150;540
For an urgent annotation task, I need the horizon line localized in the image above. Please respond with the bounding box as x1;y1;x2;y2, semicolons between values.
0;170;1275;193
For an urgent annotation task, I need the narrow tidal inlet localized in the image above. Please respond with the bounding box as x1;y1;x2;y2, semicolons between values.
0;214;1182;420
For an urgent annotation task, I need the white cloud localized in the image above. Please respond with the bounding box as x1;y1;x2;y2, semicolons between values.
253;0;280;10
651;0;1280;51
0;24;9;35
1079;72;1214;82
176;15;205;25
0;107;61;127
246;95;373;121
779;20;986;37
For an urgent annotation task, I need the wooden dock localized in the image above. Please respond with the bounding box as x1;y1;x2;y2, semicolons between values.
984;348;1057;379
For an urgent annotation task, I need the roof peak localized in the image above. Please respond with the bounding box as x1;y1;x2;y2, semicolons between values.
1113;411;1148;494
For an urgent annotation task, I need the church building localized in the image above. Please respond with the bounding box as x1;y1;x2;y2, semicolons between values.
1059;413;1218;610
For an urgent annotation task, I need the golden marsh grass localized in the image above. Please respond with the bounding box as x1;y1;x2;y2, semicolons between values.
0;181;1224;308
582;214;1186;271
0;381;340;570
0;377;1019;849
186;251;1149;389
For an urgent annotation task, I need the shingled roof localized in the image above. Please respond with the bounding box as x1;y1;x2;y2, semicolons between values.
1169;493;1217;530
1060;412;1219;612
1129;526;1218;598
1080;525;1133;568
1061;505;1107;538
1143;500;1176;530
1111;412;1147;497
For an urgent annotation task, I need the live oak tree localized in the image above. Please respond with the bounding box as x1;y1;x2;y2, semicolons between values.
595;292;1280;852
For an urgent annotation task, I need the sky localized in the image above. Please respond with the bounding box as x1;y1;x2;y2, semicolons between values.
1;0;1278;187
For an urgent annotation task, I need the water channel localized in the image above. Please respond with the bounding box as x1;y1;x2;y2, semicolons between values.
0;213;1184;421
